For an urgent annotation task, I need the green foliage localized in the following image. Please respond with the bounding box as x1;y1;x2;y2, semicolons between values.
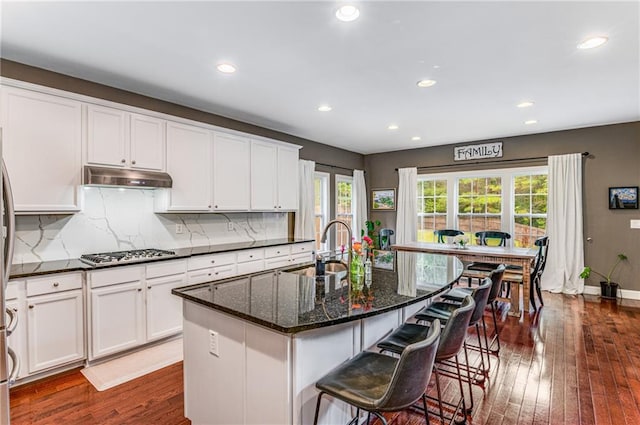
580;253;628;285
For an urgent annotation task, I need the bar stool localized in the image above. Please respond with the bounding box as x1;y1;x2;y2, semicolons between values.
313;321;441;425
440;265;506;357
377;296;475;424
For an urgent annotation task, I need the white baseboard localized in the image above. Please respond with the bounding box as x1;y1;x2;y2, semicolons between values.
583;285;640;300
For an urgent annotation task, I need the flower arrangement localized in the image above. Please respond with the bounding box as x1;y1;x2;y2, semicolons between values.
452;234;470;249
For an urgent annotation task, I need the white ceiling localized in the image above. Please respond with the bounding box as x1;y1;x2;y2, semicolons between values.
1;1;638;155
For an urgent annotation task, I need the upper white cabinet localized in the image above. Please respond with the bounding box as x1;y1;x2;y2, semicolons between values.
251;141;299;211
0;86;82;213
163;121;212;211
212;132;250;211
86;104;165;171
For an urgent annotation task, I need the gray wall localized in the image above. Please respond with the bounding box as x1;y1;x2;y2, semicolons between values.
365;122;640;291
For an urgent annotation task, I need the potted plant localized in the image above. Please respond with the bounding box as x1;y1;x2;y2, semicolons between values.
580;253;628;299
361;220;382;249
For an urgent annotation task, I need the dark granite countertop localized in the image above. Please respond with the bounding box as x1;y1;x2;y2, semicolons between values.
9;238;314;279
172;251;464;334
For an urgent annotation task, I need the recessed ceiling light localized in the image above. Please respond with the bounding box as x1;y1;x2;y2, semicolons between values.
417;79;437;88
433;65;440;69
216;63;237;74
317;105;332;112
336;5;360;22
524;119;538;125
411;136;421;141
577;36;608;50
388;124;399;130
517;101;534;108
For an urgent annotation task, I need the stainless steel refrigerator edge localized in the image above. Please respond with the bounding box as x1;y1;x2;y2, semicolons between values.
1;130;19;424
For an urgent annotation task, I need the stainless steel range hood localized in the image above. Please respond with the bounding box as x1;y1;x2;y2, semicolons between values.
83;166;173;189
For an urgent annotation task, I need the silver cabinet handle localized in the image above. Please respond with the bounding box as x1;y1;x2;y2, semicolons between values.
8;347;20;385
132;160;136;165
137;288;142;292
53;282;59;287
6;307;18;336
28;305;34;309
147;286;151;289
121;159;126;163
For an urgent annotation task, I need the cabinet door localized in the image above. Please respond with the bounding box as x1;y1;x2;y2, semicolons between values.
212;132;250;210
165;121;212;211
90;281;145;360
26;290;84;373
1;87;82;213
6;299;27;380
130;113;165;171
277;145;299;210
146;273;185;341
86;104;128;167
250;141;278;210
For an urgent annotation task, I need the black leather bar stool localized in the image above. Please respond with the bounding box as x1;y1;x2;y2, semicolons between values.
313;321;441;425
377;296;475;424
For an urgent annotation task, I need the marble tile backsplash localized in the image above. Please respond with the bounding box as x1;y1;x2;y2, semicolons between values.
12;187;288;264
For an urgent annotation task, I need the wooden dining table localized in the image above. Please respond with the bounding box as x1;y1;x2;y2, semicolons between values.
392;241;538;317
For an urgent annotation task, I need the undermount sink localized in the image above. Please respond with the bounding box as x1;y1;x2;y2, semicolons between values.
287;261;348;281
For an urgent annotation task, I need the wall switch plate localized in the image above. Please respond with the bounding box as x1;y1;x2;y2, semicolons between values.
175;223;184;234
631;219;640;229
209;330;219;357
227;222;234;231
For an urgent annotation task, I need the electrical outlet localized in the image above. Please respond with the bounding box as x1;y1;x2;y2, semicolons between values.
209;330;219;356
227;222;234;231
175;223;184;234
631;219;640;229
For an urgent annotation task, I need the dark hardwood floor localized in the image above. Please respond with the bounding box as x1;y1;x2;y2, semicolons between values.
10;293;640;424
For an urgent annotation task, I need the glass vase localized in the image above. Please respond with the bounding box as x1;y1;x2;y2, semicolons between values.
350;254;364;292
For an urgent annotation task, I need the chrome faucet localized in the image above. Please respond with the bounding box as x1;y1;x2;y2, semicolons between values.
320;219;352;285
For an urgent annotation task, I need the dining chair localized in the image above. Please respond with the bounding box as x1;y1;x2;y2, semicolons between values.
313;320;441;425
433;229;464;244
465;231;511;283
377;296;475;424
503;236;549;309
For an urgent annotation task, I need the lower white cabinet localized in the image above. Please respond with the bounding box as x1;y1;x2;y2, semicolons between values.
90;280;145;360
87;261;186;360
27;289;84;373
146;273;185;341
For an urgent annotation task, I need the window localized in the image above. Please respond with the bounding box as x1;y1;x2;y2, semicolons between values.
457;176;503;237
417;178;448;242
513;173;547;247
335;174;354;251
314;172;329;251
416;166;547;248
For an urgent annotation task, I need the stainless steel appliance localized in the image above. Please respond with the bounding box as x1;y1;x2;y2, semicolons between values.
83;165;173;189
1;131;18;425
80;248;176;267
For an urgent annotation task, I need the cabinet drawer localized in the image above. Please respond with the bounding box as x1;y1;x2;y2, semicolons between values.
188;252;236;271
264;245;290;259
26;273;83;297
146;259;187;279
265;256;291;269
290;252;313;266
187;264;237;285
89;265;144;289
291;242;314;255
6;281;22;300
237;249;264;263
236;260;264;276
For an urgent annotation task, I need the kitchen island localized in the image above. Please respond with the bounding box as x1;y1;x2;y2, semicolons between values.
172;251;463;425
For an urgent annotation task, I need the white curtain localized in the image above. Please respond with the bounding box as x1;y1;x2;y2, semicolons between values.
542;153;584;294
294;159;316;240
352;170;368;241
396;251;417;296
395;167;418;244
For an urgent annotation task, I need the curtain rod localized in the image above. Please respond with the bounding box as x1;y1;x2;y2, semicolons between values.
315;162;364;173
395;151;590;171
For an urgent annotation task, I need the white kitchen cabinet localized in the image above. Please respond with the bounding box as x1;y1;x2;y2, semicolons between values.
250;140;300;211
0;86;82;213
212;132;251;211
187;253;237;284
163;121;213;211
88;266;146;360
26;289;84;374
145;259;187;341
87;105;166;171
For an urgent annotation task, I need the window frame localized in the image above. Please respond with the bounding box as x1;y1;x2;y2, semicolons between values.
314;171;330;252
334;174;354;253
418;165;548;246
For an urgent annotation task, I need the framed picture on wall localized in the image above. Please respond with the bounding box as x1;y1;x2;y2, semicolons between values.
371;188;396;210
609;186;638;209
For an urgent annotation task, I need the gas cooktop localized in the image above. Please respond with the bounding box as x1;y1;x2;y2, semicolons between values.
80;248;176;266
